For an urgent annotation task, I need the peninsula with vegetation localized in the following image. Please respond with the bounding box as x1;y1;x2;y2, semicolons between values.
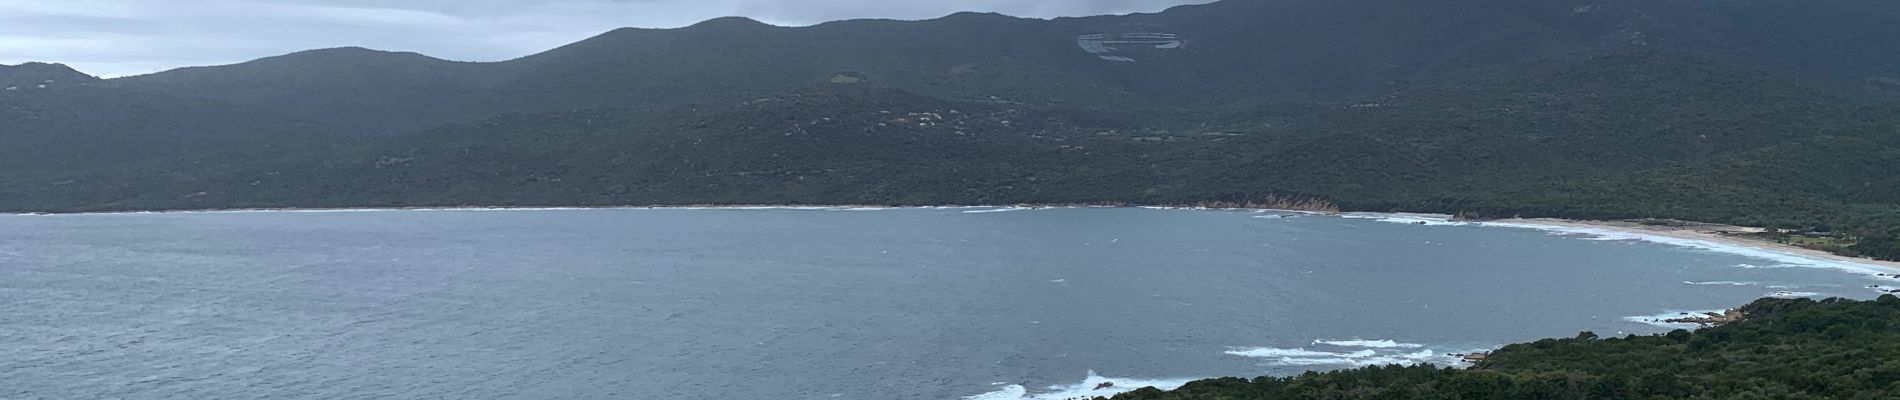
1106;296;1900;399
5;0;1899;264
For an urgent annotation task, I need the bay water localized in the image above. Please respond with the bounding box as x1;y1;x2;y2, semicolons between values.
1;208;1888;399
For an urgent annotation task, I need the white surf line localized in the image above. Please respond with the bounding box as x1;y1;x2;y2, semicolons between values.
963;371;1194;400
1312;339;1426;348
962;207;1034;214
1328;212;1900;280
1623;309;1731;329
1338;212;1464;226
1477;220;1900;279
1227;339;1485;369
1683;281;1759;286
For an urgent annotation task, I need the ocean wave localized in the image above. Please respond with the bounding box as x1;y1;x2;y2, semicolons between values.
963;207;1033;214
1623;310;1727;329
1768;291;1820;298
963;371;1192;400
1313;339;1425;348
1225;347;1376;358
1271;357;1362;366
1684;281;1758;286
1339;213;1466;226
1228;339;1471;369
1339;349;1452;367
1733;263;1798;269
1231;347;1462;367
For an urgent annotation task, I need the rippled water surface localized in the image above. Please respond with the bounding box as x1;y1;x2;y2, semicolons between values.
0;208;1887;399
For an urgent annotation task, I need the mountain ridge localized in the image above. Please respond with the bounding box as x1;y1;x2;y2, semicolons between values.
4;0;1898;259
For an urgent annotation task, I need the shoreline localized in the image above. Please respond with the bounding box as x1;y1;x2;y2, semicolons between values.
1481;217;1900;274
10;203;1896;273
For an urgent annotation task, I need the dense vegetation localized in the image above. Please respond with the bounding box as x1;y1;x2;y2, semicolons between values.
1110;296;1900;400
3;0;1898;258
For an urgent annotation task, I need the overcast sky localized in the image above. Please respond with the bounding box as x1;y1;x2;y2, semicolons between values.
0;0;1210;77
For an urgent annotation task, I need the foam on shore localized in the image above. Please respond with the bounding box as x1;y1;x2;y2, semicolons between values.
1230;346;1464;367
1224;348;1376;358
963;371;1193;400
1312;339;1425;348
1340;213;1465;226
1327;212;1898;280
1471;220;1900;280
1623;309;1728;329
1228;338;1472;369
1768;291;1821;298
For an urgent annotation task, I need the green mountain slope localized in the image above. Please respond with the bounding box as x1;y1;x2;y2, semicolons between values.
62;0;1900;138
3;0;1899;257
13;52;1895;234
111;48;498;134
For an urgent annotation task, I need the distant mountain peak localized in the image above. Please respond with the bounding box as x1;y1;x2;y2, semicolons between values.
689;16;774;29
275;46;438;61
2;62;89;74
182;46;460;73
0;62;99;87
939;11;1014;20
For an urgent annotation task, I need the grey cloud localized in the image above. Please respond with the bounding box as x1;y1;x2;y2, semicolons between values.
0;0;1210;77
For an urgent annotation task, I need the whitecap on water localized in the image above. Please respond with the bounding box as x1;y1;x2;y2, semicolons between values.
1734;263;1797;269
963;371;1192;400
1623;310;1727;329
1230;347;1461;367
1227;339;1471;368
1340;213;1466;226
963;207;1032;214
1683;281;1758;286
1312;339;1424;348
1224;347;1375;358
1768;291;1820;298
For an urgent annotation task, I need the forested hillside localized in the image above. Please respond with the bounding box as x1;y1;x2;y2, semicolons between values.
3;0;1899;259
1109;296;1900;399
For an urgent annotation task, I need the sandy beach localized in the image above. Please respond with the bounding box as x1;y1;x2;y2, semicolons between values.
1487;217;1900;273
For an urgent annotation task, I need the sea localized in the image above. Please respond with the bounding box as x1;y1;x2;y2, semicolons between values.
2;207;1893;399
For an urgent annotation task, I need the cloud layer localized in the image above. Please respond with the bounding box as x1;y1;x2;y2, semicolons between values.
0;0;1207;77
